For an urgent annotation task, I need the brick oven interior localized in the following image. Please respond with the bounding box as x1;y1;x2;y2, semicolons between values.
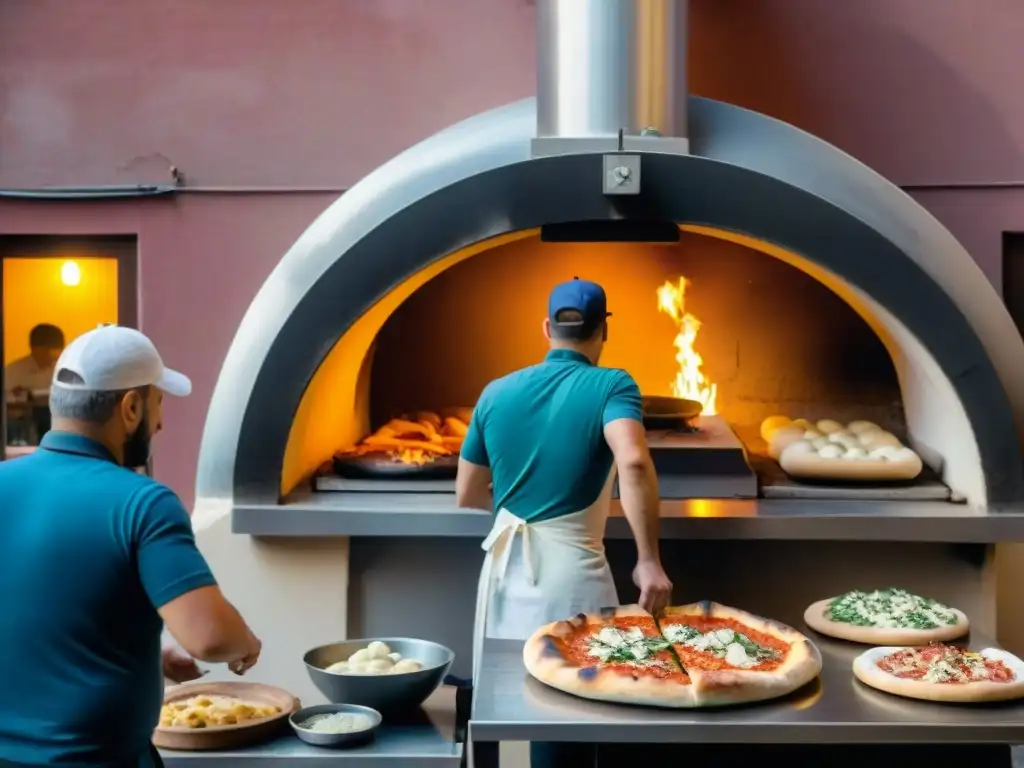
370;231;902;476
290;225;984;507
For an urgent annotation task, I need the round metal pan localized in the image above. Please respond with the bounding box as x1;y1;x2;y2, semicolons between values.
332;453;459;479
641;395;703;431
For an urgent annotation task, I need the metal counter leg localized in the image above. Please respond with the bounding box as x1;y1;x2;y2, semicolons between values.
530;742;597;767
471;740;499;768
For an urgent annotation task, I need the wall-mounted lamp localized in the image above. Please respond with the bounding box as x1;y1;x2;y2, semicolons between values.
61;260;81;287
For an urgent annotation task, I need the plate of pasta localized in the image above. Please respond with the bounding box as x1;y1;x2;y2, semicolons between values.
153;681;300;751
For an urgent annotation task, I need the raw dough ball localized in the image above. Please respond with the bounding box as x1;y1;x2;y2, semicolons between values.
859;431;901;450
847;420;880;435
828;431;859;450
869;446;900;461
791;419;814;431
768;426;807;460
843;446;868;460
387;652;403;664
803;429;823;440
817;419;844;434
811;436;831;451
348;649;372;665
365;658;393;673
779;440;815;460
392;659;424;674
325;661;349;674
760;415;792;442
817;444;843;459
351;666;384;676
366;641;391;661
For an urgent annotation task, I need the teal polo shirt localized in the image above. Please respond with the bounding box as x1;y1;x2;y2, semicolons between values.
461;349;643;522
0;431;216;767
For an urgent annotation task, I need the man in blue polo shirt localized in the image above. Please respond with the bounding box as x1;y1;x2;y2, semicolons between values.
457;277;671;768
0;325;262;767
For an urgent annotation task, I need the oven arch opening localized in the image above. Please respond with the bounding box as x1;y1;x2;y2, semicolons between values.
196;98;1024;516
280;225;982;507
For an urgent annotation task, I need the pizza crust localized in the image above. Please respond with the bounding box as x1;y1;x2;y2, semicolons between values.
659;602;823;706
852;646;1024;703
522;605;694;708
803;598;969;645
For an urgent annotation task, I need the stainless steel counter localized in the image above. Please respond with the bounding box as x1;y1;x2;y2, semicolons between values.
470;634;1024;745
233;490;1024;541
160;688;462;767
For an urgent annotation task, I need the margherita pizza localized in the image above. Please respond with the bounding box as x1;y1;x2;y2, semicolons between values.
804;588;969;645
852;643;1024;703
522;602;822;708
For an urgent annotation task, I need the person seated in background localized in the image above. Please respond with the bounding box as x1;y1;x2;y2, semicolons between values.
4;323;65;396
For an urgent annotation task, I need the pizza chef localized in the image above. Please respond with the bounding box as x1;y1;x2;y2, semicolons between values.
455;277;673;768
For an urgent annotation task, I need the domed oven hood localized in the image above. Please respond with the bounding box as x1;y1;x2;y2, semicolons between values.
196;0;1024;517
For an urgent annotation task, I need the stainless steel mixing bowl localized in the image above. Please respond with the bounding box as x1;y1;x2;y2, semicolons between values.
303;637;454;714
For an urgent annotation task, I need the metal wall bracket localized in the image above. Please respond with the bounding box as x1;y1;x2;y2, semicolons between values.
603;154;641;195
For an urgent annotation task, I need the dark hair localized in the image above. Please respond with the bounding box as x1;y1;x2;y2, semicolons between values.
549;309;603;341
50;370;148;424
29;323;65;349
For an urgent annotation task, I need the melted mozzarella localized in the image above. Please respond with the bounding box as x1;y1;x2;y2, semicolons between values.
664;624;767;668
724;642;759;668
588;626;651;664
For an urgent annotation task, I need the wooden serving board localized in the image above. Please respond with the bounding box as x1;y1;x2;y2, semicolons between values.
153;681;300;751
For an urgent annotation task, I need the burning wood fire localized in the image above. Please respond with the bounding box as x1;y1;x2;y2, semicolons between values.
656;277;718;416
336;409;472;465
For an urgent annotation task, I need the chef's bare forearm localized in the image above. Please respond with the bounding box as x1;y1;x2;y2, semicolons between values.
160;586;257;663
618;458;661;563
455;458;494;511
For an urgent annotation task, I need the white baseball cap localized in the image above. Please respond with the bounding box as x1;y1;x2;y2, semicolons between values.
52;324;192;397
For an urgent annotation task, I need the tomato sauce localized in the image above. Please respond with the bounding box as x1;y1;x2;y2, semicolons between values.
670;616;791;673
556;616;690;683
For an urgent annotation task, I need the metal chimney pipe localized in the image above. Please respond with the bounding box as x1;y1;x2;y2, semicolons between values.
535;0;688;154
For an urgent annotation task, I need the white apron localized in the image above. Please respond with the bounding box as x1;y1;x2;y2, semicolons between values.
472;470;619;682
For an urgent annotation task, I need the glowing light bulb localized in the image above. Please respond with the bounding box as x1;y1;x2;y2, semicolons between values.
61;260;81;287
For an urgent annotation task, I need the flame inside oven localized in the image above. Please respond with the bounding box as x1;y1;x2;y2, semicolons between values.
657;277;718;416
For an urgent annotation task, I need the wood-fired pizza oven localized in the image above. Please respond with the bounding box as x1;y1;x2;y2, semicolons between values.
189;0;1024;721
194;0;1024;519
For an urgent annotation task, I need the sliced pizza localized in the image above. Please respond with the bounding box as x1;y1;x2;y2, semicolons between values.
658;601;822;706
523;605;694;708
853;643;1024;703
804;588;969;645
522;602;822;708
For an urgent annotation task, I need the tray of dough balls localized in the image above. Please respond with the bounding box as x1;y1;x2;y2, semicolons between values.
760;416;924;483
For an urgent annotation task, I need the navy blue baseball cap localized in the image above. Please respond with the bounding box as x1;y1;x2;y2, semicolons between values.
548;277;612;338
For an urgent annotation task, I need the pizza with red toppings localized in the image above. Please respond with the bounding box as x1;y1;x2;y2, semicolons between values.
522;602;822;708
852;643;1024;702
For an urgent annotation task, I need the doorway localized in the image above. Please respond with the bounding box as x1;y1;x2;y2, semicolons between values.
0;236;138;459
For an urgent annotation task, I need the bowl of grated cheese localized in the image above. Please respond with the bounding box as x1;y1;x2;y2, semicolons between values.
289;703;382;747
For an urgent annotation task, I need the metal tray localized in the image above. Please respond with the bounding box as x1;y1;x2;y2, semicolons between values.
332;453;459;479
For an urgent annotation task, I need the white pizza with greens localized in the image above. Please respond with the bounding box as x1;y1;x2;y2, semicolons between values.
804;588;969;645
853;643;1024;703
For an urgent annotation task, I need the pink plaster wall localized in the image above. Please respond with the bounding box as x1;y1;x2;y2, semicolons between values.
1;0;1023;503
